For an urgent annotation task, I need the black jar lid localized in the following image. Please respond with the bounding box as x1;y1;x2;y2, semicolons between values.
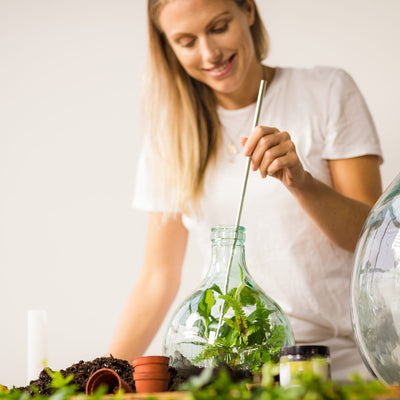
280;345;330;357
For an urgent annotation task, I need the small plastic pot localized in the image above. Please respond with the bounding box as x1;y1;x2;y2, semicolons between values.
85;368;133;395
133;371;170;393
131;355;169;374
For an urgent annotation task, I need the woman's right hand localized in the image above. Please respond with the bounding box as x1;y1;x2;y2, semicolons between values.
241;126;307;189
241;127;382;252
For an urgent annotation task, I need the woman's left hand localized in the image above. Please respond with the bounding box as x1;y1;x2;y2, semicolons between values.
242;126;305;188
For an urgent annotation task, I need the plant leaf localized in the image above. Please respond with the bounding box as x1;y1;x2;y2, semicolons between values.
197;288;216;325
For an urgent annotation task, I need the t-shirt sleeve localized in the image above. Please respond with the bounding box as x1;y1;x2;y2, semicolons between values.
322;68;383;162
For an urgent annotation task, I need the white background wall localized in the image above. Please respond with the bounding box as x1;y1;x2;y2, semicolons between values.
1;0;399;387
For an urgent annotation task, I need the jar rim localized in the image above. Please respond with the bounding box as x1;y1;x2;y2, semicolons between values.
211;225;246;241
280;345;330;357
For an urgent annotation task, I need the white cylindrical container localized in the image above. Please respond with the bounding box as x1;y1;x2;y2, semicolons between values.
27;310;48;384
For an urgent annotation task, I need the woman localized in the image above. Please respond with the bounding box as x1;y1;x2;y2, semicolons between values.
108;0;383;381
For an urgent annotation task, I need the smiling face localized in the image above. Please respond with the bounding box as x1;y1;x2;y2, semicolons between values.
158;0;263;109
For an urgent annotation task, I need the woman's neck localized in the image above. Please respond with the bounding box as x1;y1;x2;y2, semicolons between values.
217;65;275;110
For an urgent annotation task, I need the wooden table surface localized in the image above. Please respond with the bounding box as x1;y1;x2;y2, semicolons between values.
95;386;400;400
101;393;189;400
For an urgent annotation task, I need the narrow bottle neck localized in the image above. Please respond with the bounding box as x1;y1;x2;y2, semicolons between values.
211;239;245;267
205;239;248;288
205;226;249;289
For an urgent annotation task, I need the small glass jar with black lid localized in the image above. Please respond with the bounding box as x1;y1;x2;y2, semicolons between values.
279;345;331;387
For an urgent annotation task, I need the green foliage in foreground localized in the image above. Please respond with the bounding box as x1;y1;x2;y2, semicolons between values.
181;364;391;400
0;364;392;400
0;369;118;400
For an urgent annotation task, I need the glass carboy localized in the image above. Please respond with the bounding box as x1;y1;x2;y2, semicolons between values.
163;225;295;372
351;172;400;385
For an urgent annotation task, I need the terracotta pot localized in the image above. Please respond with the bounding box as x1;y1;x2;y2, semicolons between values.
132;355;169;367
85;368;133;395
133;371;170;393
131;355;169;374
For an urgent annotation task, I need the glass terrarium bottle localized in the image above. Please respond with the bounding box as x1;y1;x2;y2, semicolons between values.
351;172;400;385
163;225;295;373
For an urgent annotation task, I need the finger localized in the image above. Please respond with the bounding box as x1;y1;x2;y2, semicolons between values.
250;132;284;170
260;143;293;177
240;137;248;147
260;140;297;178
243;126;279;156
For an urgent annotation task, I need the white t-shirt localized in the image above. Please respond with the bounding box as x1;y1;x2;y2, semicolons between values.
133;66;383;380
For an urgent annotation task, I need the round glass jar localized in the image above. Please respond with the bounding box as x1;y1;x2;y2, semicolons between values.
279;345;331;387
163;225;295;373
350;172;400;385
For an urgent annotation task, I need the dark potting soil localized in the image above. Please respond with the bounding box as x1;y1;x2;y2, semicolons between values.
170;351;253;386
17;353;253;396
17;355;192;395
19;356;136;395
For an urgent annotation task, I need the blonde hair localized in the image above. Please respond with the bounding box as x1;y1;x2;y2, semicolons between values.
143;0;269;215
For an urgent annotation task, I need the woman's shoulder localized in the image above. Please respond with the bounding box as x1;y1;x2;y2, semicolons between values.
275;65;351;83
272;65;357;97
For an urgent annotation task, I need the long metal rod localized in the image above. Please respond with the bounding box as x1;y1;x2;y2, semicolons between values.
234;79;266;228
213;80;266;342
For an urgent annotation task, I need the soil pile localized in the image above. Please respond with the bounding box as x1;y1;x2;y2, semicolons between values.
171;351;253;384
19;355;186;395
18;353;252;396
21;356;135;395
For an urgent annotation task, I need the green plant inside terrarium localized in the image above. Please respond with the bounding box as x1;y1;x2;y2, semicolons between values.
193;265;285;372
